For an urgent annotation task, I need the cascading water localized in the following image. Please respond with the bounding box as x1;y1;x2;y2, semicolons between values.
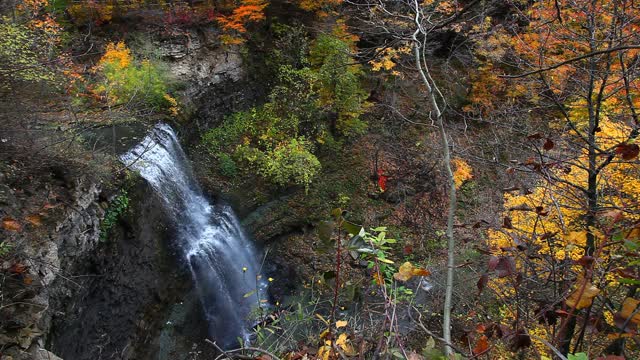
120;123;266;348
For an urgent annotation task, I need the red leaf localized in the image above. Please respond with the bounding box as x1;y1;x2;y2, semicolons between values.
476;324;487;333
543;138;554;150
377;169;388;191
495;257;516;278
616;143;640;160
9;263;27;274
473;335;489;355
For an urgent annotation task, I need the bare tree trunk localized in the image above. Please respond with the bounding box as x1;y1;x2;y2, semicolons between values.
411;1;457;354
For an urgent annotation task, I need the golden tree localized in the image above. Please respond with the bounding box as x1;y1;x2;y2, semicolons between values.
476;0;640;357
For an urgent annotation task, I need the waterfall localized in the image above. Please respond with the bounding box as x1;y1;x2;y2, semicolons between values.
120;123;266;348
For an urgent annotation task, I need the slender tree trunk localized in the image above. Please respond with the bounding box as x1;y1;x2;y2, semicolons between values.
412;3;457;353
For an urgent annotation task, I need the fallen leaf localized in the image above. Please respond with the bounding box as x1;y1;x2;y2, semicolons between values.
473;335;489;355
2;218;22;232
25;214;42;226
10;263;27;274
393;262;430;282
336;333;356;356
543;138;554;150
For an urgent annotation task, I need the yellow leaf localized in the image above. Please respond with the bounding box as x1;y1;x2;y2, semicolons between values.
336;333;356;355
335;320;347;328
317;344;331;360
565;277;600;310
393;262;431;282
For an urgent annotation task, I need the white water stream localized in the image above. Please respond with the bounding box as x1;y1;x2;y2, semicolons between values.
121;123;266;348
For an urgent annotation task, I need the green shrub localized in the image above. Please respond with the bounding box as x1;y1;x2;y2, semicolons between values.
258;137;320;191
218;153;238;177
310;34;369;137
100;190;129;241
201;26;369;188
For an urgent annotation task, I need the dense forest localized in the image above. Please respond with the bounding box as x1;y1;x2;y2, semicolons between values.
1;1;640;359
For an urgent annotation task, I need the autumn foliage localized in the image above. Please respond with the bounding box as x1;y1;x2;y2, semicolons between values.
470;0;640;357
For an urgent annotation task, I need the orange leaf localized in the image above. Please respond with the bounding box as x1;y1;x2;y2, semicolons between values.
618;297;640;325
473;335;489;355
2;217;22;232
25;214;42;226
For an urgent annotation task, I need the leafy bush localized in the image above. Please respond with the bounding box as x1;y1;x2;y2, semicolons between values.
258;138;320;191
202;25;369;188
94;42;177;112
0;19;56;90
218;153;238;177
310;33;370;137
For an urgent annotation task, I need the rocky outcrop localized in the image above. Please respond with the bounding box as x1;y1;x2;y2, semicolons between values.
0;175;203;360
0;179;104;360
157;28;264;139
158;28;245;101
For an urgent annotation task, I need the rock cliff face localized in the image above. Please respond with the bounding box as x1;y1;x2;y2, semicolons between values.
158;28;263;137
1;179;105;359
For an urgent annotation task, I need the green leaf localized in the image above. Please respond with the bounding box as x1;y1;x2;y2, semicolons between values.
568;353;588;360
341;220;362;236
243;290;257;298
